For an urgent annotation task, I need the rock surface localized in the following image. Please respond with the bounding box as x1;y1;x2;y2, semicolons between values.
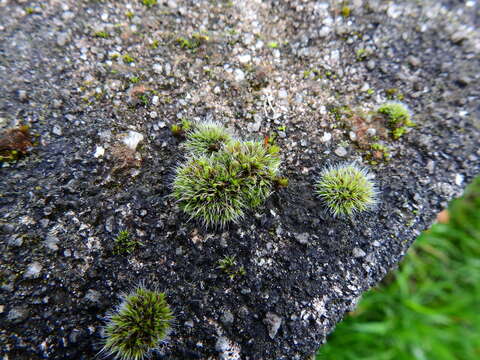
0;0;479;359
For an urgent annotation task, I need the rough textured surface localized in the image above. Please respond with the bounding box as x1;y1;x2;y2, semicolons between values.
0;0;479;359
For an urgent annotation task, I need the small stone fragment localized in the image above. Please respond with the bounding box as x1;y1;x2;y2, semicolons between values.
234;69;245;82
264;312;282;339
353;247;366;258
294;233;309;244
334;146;347;157
7;306;29;324
52;125;62;136
215;336;230;352
94;146;105;158
220;310;234;325
56;32;70;46
18;90;27;101
24;262;42;279
44;235;59;251
122;131;144;151
153;64;163;74
320;132;332;142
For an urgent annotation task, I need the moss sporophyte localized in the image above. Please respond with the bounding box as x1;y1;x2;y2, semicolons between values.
315;163;378;218
101;287;173;360
172;122;284;227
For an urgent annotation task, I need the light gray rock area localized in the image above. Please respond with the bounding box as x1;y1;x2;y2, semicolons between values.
0;0;479;359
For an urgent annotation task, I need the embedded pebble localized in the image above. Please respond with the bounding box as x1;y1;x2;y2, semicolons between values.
24;262;42;279
264;312;282;339
122;131;144;151
353;247;366;258
334;147;347;157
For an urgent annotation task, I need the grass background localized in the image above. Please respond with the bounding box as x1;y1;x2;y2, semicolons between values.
316;176;480;360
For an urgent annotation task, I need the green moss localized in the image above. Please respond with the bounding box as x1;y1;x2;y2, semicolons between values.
125;11;134;19
385;88;404;100
267;41;279;49
315;163;378;217
129;76;140;84
377;101;414;139
218;255;246;280
370;143;391;161
102;287;173;360
94;31;109;39
113;230;141;255
274;177;289;187
341;6;351;17
176;33;208;51
183;122;233;157
172;131;283;227
151;39;159;49
356;48;368;61
122;54;135;64
140;0;157;7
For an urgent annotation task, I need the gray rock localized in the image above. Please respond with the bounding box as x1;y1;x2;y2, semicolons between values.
18;90;27;101
7;306;29;324
318;26;331;38
153;64;163;74
52;125;63;136
8;236;23;247
407;56;421;67
215;336;230;352
57;32;70;46
294;233;309;244
352;247;366;258
44;235;60;251
220;310;234;325
24;262;42;279
264;312;282;339
366;60;376;70
334;146;348;157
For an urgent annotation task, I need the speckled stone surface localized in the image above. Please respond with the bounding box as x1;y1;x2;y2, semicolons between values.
1;0;479;359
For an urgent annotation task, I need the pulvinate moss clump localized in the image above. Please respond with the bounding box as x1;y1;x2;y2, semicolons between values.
183;121;233;156
315;163;378;218
377;101;414;139
172;123;283;227
102;287;173;360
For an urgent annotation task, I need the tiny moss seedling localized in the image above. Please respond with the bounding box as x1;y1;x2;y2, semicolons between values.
102;287;173;360
140;0;157;7
113;230;141;255
377;101;414;139
94;31;109;39
171;119;192;137
218;255;246;280
315;163;378;217
122;54;135;64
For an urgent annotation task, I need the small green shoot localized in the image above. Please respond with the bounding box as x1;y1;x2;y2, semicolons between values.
218;255;246;280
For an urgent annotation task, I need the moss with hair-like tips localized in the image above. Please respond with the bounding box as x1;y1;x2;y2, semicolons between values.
220;140;280;207
183;122;234;156
172;139;282;227
101;287;173;360
172;156;248;227
315;163;378;218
